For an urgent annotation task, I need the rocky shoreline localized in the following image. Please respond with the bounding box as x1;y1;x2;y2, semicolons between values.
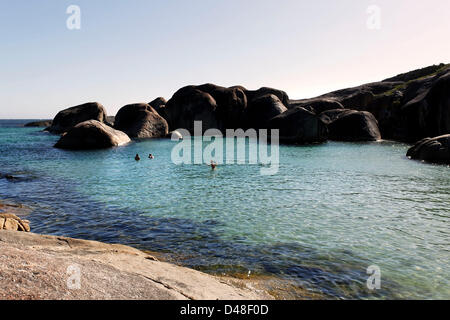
0;200;275;300
26;63;449;164
0;230;276;300
0;200;319;300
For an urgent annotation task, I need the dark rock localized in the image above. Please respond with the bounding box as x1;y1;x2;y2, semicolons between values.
242;94;287;129
269;107;328;144
164;86;219;134
149;97;167;110
24;120;52;128
245;87;290;107
163;84;290;133
0;172;36;183
290;98;344;114
319;109;354;124
407;134;450;164
54;120;131;150
327;111;381;142
396;68;450;142
48;102;108;134
114;103;169;139
196;84;247;129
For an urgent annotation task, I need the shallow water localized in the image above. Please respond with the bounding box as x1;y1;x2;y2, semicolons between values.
0;120;449;299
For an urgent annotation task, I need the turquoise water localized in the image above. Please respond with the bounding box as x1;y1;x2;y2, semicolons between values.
0;120;449;299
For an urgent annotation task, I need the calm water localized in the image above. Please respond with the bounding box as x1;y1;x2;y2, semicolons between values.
0;120;449;299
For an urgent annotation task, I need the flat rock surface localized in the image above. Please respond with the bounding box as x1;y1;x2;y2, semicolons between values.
0;231;271;300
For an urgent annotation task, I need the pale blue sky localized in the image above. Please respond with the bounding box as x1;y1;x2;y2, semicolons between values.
1;0;449;118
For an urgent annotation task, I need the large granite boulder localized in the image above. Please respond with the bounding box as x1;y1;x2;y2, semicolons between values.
406;134;450;164
48;102;108;134
114;103;169;139
269;107;328;144
196;84;247;129
242;94;287;129
0;213;30;232
54;120;130;150
326;110;381;141
164;86;219;134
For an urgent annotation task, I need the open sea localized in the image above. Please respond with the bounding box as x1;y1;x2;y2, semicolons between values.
0;119;449;299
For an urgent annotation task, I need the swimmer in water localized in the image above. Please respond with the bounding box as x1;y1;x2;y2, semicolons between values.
149;154;154;159
209;160;217;170
135;154;141;161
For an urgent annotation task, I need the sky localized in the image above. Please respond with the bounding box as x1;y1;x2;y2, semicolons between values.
0;0;449;119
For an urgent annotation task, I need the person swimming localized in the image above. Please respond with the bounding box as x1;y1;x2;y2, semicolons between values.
149;154;154;159
209;160;217;170
135;154;141;161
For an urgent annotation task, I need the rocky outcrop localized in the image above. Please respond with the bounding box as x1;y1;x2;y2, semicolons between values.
326;110;381;142
24;120;52;128
48;102;108;134
114;103;169;139
0;230;272;300
0;213;30;232
242;94;287;129
42;63;449;145
163;84;290;133
302;64;450;142
406;134;450;164
397;68;450;142
54;120;131;150
269;107;328;144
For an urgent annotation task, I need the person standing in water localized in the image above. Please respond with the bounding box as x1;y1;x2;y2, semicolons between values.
149;154;154;159
135;154;141;161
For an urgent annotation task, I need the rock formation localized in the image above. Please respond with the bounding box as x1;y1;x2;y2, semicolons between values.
114;103;169;139
54;120;131;150
48;102;108;134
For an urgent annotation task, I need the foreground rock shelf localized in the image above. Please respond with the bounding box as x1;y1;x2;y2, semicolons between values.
0;230;272;300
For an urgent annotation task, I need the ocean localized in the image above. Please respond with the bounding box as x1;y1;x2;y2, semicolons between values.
0;120;449;299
